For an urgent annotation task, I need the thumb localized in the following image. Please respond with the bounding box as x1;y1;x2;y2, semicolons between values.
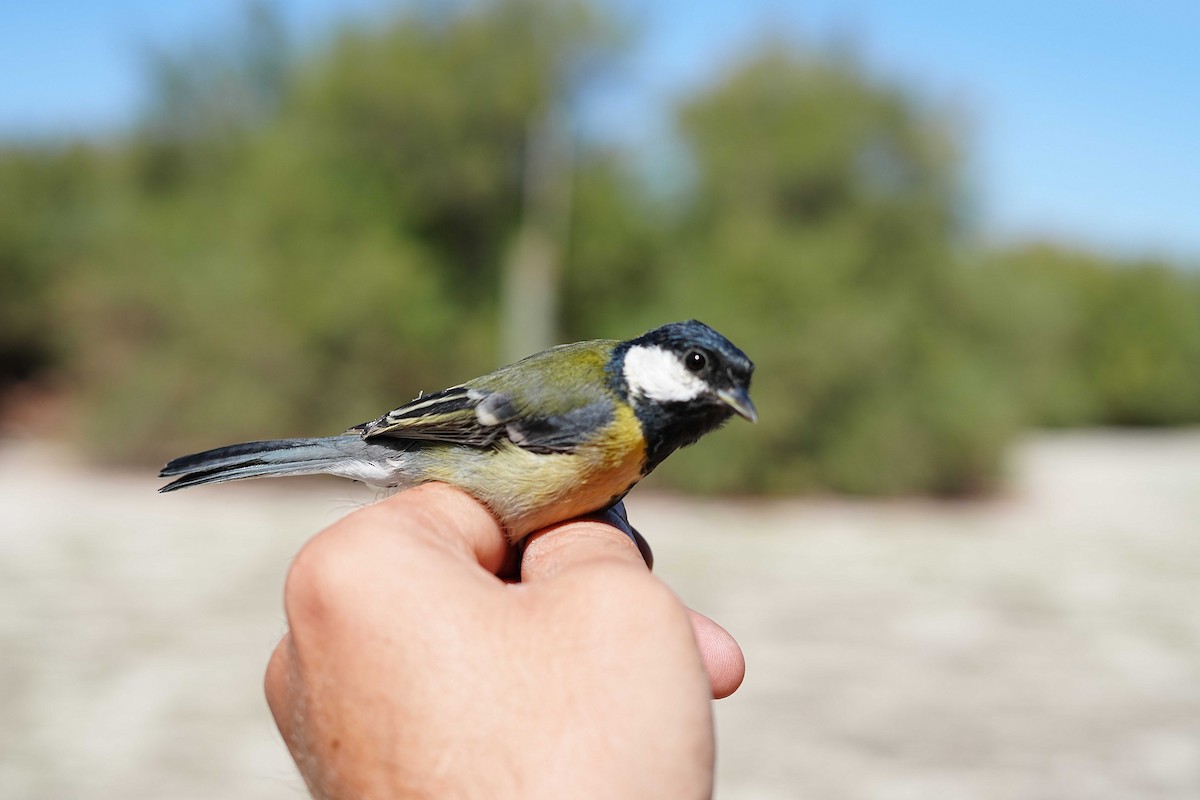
520;518;646;584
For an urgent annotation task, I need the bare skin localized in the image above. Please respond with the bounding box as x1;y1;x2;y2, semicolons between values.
264;483;745;799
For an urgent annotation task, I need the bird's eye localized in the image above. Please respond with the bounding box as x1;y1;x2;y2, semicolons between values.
684;350;707;372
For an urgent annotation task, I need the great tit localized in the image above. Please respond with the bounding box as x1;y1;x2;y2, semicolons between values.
159;319;756;542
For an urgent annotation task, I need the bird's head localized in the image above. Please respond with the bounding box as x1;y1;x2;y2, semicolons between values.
612;320;756;471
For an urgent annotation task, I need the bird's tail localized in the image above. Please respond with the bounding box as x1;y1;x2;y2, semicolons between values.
158;435;404;492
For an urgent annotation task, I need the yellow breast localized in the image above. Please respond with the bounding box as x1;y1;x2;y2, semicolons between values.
424;403;647;542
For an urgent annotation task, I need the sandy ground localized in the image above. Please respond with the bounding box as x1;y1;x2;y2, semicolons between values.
1;431;1199;799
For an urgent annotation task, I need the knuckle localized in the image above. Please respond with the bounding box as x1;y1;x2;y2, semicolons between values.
263;639;291;719
283;528;362;628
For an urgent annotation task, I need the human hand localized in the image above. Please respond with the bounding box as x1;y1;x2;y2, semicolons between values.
264;483;744;799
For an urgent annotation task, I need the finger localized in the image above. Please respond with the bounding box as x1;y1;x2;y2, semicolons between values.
688;610;745;699
353;482;512;575
283;484;512;638
520;518;646;583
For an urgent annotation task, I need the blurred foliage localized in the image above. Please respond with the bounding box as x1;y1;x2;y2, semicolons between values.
643;47;1019;495
982;245;1200;428
2;0;1199;494
40;0;618;460
0;146;105;384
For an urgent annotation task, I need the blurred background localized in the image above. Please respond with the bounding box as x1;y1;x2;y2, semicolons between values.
2;1;1198;797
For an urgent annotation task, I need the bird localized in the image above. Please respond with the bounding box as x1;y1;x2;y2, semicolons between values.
159;319;756;542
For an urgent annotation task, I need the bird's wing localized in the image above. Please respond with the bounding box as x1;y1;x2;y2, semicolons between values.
352;354;615;455
352;385;504;447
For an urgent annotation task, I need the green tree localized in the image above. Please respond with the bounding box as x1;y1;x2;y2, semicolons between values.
986;245;1200;427
644;47;1020;494
0;146;106;389
60;0;620;460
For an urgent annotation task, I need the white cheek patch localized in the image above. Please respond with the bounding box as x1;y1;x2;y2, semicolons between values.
623;344;707;404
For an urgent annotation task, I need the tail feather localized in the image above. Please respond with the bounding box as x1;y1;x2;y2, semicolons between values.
160;438;325;477
158;435;406;492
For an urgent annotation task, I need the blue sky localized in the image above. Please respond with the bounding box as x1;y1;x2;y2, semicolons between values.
2;0;1197;262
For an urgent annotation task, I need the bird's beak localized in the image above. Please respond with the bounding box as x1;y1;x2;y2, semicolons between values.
716;386;758;423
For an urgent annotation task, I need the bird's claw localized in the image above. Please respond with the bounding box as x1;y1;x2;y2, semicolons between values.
589;500;653;570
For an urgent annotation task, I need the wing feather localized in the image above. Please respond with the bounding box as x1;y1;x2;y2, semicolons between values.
353;386;503;447
354;340;619;453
